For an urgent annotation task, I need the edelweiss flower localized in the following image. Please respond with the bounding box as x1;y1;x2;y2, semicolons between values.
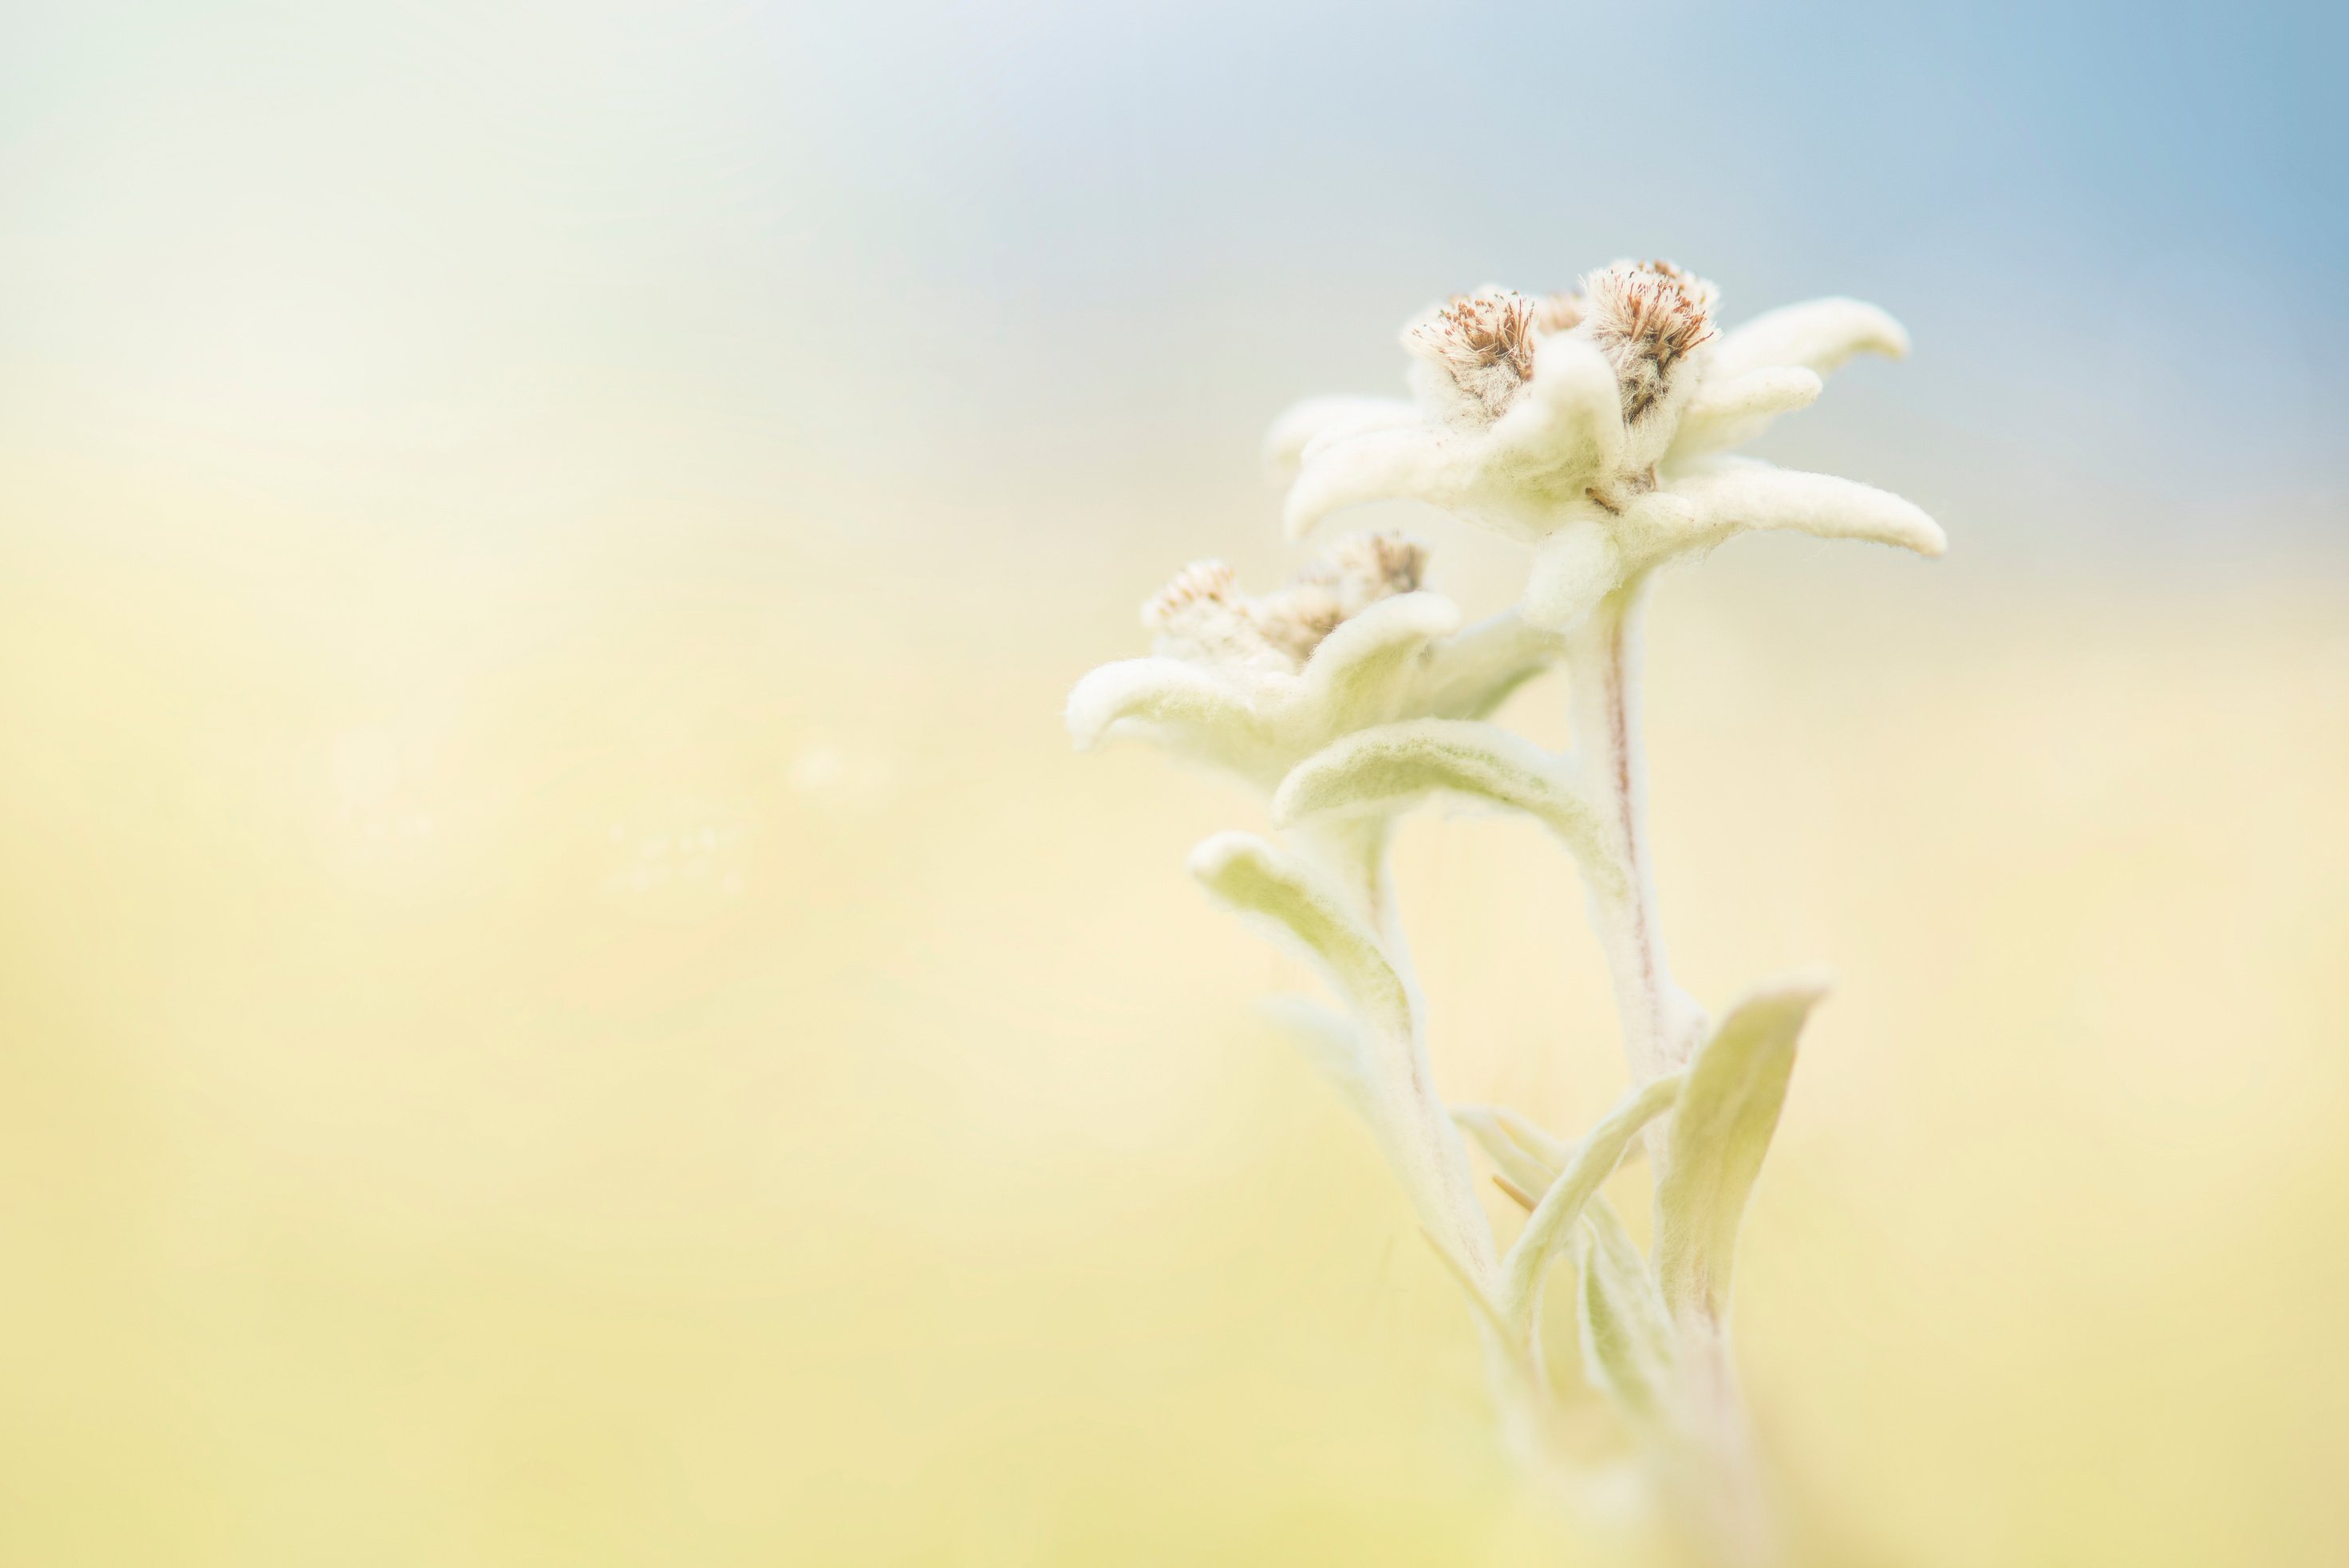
1070;535;1567;1297
1065;532;1561;793
1267;262;1946;629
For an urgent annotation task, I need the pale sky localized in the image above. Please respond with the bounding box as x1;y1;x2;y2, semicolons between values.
4;1;2341;566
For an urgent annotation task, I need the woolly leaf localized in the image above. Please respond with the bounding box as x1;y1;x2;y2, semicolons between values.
1064;657;1284;785
1707;296;1909;381
1484;1105;1570;1173
1669;365;1823;458
1297;593;1463;737
1281;425;1472;541
1453;1105;1559;1202
1412;611;1564;722
1498;1072;1684;1341
1272;720;1611;878
1660;456;1945;559
1263;395;1419;477
1189;832;1412;1041
1653;973;1828;1326
1576;1195;1677;1424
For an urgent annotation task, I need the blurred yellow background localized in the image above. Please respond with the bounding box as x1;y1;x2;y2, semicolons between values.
3;2;2346;1564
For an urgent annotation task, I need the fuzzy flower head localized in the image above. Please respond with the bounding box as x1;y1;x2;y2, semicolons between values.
1581;259;1717;431
1405;289;1540;423
1145;534;1428;676
1266;260;1944;631
1068;533;1561;792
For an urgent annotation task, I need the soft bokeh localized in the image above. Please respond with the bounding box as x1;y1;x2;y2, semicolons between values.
2;2;2344;1563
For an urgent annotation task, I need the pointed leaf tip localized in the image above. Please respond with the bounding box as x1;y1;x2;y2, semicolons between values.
1263;395;1419;478
1453;1105;1560;1199
1496;1071;1684;1341
1658;458;1947;564
1273;717;1577;830
1280;425;1456;541
1712;297;1912;380
1066;657;1238;748
1188;831;1412;1040
1653;973;1830;1328
1669;366;1827;460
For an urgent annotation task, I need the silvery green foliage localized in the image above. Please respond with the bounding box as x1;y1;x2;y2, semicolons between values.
1494;1071;1684;1344
1186;830;1495;1286
1652;976;1827;1329
1273;717;1614;883
1069;259;1937;1546
1577;1193;1679;1425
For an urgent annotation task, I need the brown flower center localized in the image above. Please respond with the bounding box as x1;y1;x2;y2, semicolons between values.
1406;290;1538;418
1582;260;1716;423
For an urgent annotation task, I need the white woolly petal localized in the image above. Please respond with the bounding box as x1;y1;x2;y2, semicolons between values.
1411;611;1565;721
1648;455;1946;560
1521;523;1624;630
1064;657;1280;782
1292;590;1462;737
1065;656;1242;750
1710;297;1910;381
1188;831;1413;1041
1485;330;1625;493
1262;396;1421;478
1667;365;1824;460
1281;424;1469;541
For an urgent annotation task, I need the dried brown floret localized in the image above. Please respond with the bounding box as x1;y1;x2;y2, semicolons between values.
1324;531;1429;611
1406;290;1539;418
1146;535;1432;677
1583;260;1718;423
1248;581;1346;667
1143;559;1239;629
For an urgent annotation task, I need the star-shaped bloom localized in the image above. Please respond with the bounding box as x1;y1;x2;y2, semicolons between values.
1065;532;1561;793
1267;263;1946;630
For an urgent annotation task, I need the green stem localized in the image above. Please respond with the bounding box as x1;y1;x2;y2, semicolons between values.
1565;578;1777;1565
1296;817;1496;1290
1563;574;1706;1083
